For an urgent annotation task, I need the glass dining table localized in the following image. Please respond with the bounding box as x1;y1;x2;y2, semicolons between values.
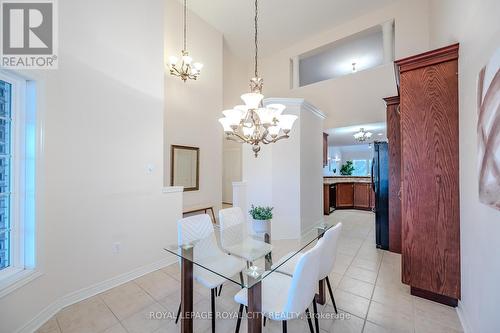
164;219;336;333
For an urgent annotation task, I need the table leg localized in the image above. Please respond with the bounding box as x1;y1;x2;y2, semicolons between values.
181;246;194;333
247;280;262;333
210;207;217;224
264;232;272;271
315;278;326;305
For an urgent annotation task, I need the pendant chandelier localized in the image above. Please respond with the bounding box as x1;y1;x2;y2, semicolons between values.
353;128;373;142
167;0;203;82
218;0;297;157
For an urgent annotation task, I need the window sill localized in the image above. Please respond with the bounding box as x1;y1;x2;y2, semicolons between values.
0;268;42;299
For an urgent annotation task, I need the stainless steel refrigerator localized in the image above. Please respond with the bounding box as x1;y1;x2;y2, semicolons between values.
372;141;389;250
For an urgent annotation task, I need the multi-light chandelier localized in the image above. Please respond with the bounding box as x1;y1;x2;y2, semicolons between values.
167;0;203;82
218;0;297;157
353;128;373;142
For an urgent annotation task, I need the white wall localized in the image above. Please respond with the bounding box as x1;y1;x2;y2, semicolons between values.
165;0;223;213
0;1;184;332
339;145;374;165
254;0;429;129
239;99;324;239
428;1;500;332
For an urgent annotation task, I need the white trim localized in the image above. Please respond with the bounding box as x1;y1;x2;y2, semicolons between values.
17;257;177;333
456;300;471;333
162;186;183;193
0;269;42;299
232;181;247;187
263;98;327;119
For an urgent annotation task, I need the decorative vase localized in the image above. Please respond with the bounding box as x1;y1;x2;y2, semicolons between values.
252;218;270;234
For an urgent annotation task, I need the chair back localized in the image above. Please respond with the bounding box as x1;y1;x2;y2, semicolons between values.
318;222;342;279
282;240;322;315
177;214;220;260
218;207;247;247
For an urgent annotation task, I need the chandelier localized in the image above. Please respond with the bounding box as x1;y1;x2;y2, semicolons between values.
167;0;203;82
218;0;297;157
353;128;373;142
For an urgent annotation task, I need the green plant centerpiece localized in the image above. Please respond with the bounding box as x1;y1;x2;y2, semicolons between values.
249;205;273;234
340;160;355;175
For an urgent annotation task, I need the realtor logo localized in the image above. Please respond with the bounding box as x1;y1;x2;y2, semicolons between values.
1;0;58;69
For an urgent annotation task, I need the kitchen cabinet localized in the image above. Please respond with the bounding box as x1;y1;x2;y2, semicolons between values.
396;44;460;306
336;183;354;208
384;95;402;254
323;133;328;167
354;183;371;209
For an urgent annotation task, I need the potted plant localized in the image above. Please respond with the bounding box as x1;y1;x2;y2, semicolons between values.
249;205;273;234
340;160;355;175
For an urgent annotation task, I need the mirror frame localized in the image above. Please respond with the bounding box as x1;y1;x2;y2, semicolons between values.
170;145;200;192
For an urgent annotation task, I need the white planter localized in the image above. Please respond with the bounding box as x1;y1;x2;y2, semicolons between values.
251;218;271;234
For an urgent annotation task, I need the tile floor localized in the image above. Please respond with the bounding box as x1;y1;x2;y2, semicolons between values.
36;210;463;333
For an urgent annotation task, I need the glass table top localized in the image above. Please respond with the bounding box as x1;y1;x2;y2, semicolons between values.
164;219;337;288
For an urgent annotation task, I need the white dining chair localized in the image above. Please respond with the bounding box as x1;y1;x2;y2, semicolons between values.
175;214;246;333
273;222;343;322
233;238;323;333
219;207;273;265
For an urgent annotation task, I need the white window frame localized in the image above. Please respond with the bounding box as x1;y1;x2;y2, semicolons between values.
0;70;38;293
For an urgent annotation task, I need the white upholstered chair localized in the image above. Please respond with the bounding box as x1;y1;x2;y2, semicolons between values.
175;214;246;333
233;238;324;333
273;222;343;318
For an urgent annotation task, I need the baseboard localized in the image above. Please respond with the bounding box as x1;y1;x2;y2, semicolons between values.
17;257;177;333
456;300;471;333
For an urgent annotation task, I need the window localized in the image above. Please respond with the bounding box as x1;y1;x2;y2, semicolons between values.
0;71;36;290
352;159;372;176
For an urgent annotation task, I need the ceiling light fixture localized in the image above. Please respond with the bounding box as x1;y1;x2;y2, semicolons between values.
218;0;297;157
167;0;203;82
353;128;373;142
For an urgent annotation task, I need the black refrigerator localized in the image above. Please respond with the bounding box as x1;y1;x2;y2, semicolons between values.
372;141;389;250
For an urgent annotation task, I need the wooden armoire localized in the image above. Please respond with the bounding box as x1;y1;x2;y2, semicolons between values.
395;43;460;306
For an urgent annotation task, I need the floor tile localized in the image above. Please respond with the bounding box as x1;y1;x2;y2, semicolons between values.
100;281;155;320
102;323;127;333
334;289;371;318
135;270;180;301
327;312;364;333
345;266;378;284
338;276;375;299
366;300;414;333
371;286;413;315
413;297;462;331
362;321;390;333
121;302;169;333
56;296;118;333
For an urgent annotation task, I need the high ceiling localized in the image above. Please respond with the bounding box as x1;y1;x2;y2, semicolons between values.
183;0;401;59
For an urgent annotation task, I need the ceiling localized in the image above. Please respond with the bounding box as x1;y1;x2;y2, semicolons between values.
325;122;387;146
183;0;400;60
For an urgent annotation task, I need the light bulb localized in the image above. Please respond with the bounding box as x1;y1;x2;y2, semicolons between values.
168;56;178;66
222;109;243;126
193;62;204;70
256;108;273;125
277;115;297;131
218;118;234;133
268;126;280;137
243;126;255;137
241;93;264;109
182;55;193;65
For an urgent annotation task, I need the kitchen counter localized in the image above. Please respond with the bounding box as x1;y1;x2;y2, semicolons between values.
324;176;371;184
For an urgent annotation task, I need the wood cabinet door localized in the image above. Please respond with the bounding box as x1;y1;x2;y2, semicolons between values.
400;58;460;299
336;183;354;207
354;183;370;208
385;96;402;254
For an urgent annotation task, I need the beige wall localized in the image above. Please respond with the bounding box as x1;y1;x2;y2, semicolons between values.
428;0;500;332
165;0;223;213
0;0;183;332
256;0;430;129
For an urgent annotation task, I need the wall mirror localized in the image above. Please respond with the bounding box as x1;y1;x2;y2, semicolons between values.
170;145;199;191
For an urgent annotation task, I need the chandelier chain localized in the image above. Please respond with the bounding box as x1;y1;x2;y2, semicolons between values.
254;0;258;78
183;0;187;51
